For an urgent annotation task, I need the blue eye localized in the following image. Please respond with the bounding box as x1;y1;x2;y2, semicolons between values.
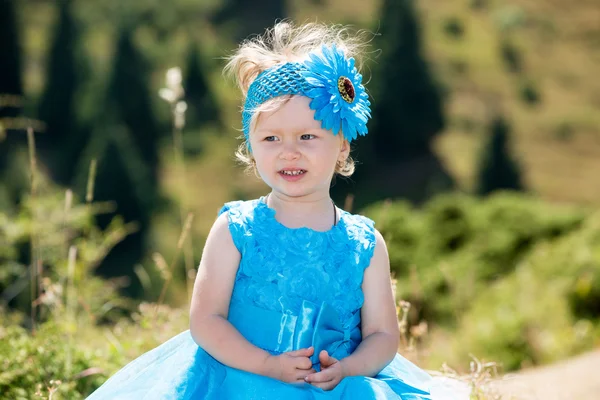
265;136;278;142
301;134;316;140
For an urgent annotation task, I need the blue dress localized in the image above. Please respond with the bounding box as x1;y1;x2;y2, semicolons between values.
87;198;469;399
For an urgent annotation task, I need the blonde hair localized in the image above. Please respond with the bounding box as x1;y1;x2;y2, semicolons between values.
224;20;371;177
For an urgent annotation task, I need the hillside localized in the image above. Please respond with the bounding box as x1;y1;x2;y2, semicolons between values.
418;0;600;204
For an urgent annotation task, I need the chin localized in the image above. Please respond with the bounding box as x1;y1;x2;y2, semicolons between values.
275;186;327;199
274;188;309;198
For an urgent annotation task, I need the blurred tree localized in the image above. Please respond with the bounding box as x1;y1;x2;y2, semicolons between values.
476;116;525;195
443;16;465;39
80;23;162;296
108;24;162;185
0;0;26;210
332;0;452;208
211;0;287;40
500;38;523;74
37;0;87;185
183;43;220;131
369;0;445;161
518;78;541;106
90;129;153;298
0;0;23;175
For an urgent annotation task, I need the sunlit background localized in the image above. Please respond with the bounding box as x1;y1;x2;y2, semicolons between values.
1;0;599;398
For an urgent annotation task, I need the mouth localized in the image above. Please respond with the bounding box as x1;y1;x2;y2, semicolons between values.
278;169;306;176
278;169;307;181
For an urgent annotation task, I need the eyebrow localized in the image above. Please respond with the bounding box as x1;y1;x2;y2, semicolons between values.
255;128;323;135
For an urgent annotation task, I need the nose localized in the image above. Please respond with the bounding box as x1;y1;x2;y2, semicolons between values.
279;140;300;161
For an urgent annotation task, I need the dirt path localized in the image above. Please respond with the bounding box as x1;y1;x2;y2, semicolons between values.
493;348;600;400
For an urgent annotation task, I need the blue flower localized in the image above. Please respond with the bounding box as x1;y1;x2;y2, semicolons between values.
300;44;371;141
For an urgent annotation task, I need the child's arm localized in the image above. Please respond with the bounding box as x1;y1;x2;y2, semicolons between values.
306;229;399;389
342;229;400;375
189;212;315;381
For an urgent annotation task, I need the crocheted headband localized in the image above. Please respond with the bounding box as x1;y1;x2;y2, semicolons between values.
242;44;371;145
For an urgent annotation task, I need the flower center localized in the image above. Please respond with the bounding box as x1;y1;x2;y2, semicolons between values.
337;76;355;103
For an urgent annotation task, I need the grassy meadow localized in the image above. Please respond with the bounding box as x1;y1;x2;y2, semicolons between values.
1;0;599;398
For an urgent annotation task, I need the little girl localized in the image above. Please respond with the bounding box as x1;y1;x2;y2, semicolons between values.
87;21;469;400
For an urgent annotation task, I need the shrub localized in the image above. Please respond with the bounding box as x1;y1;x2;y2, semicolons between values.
364;193;597;371
363;192;586;326
0;310;116;399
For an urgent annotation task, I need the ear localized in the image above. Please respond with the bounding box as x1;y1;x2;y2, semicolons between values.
338;139;350;162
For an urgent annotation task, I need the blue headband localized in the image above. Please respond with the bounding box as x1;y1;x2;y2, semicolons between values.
242;44;371;144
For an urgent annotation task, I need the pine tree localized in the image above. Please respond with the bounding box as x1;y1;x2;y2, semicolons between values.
183;43;220;130
0;0;24;174
37;0;83;184
90;129;153;297
331;0;451;208
476;116;524;195
83;23;162;296
107;24;161;186
368;0;445;161
0;0;22;107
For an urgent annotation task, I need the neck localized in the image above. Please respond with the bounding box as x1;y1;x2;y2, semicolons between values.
266;192;336;227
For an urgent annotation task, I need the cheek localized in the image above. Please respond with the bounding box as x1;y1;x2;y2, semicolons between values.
252;148;275;174
319;141;343;161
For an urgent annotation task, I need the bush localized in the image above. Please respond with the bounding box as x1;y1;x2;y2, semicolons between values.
499;39;523;73
443;17;465;39
447;213;600;370
364;192;597;371
0;311;115;399
0;175;174;397
518;78;542;105
365;192;585;321
0;301;189;399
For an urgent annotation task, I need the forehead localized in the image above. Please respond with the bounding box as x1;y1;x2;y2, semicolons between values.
254;96;324;134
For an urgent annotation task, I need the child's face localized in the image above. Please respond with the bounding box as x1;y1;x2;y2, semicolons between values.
250;96;349;199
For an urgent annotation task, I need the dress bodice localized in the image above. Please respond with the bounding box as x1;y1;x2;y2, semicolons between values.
219;197;377;325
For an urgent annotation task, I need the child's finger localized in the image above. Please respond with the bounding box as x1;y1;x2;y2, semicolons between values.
295;368;316;381
305;368;333;383
286;347;314;357
309;379;336;391
318;350;330;365
294;357;313;370
319;350;337;368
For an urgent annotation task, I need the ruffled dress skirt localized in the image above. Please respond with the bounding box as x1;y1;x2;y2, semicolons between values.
86;328;469;400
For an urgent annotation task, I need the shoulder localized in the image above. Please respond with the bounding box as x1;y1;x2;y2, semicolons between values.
343;210;375;229
342;211;389;267
361;223;388;270
206;211;237;249
340;211;382;269
217;198;263;252
218;198;261;220
342;211;376;239
371;228;389;265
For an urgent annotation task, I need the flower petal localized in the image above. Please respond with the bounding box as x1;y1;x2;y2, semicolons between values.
310;94;331;110
315;102;334;121
305;87;328;99
304;76;326;87
332;114;341;135
342;118;349;137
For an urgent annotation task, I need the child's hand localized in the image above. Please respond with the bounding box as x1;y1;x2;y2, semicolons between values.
305;350;345;391
265;347;316;383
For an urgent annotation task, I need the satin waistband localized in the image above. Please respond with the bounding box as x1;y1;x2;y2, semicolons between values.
228;300;361;367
